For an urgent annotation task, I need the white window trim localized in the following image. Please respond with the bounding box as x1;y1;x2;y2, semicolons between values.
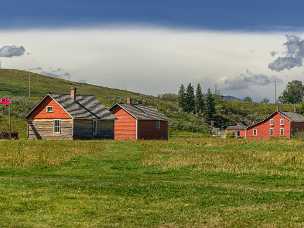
253;129;258;136
269;128;274;136
280;118;285;126
269;119;274;126
53;119;61;134
280;128;285;136
46;106;54;113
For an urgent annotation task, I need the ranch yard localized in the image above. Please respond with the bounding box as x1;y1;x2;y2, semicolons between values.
1;135;304;227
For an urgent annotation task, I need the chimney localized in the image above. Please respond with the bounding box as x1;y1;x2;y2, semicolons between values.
70;87;77;100
126;97;132;104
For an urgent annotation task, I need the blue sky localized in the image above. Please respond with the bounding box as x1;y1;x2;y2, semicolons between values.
2;0;304;30
0;1;303;100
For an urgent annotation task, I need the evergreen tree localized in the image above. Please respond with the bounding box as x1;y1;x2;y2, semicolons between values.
206;88;215;121
178;84;186;111
195;83;204;114
185;83;195;113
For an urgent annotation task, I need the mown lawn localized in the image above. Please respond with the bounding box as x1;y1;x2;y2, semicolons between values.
1;137;304;227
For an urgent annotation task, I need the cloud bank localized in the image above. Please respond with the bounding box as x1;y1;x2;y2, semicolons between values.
220;70;283;91
0;45;25;58
269;35;304;71
0;26;297;101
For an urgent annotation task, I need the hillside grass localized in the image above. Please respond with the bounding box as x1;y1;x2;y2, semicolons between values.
1;137;304;226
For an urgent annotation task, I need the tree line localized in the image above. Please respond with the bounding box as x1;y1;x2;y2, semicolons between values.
178;83;216;122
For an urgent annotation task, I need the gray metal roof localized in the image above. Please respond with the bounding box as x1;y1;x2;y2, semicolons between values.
281;112;304;123
226;124;247;130
26;94;115;120
50;94;115;120
110;103;168;121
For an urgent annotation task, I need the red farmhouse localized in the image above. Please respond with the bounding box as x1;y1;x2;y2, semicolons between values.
244;111;304;140
110;100;169;140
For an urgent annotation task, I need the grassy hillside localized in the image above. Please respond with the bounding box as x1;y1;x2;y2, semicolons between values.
0;69;157;106
0;69;201;136
0;69;298;136
1;137;304;226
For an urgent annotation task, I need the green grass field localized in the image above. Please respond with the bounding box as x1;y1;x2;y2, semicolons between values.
1;136;304;227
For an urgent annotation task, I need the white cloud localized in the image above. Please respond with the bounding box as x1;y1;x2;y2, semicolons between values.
0;26;300;101
269;35;304;71
219;70;283;91
0;45;25;57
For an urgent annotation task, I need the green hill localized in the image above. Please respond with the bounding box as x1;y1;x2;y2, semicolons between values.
0;69;208;137
0;69;157;105
0;69;298;138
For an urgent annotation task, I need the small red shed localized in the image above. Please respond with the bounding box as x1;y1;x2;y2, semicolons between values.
244;111;304;140
110;102;169;140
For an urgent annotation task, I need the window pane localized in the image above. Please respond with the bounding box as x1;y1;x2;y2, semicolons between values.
54;120;61;133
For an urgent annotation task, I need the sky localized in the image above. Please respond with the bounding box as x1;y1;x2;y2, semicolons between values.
2;0;304;101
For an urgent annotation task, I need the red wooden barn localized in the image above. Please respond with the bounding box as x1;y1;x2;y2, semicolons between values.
244;111;304;140
110;100;169;140
26;88;115;140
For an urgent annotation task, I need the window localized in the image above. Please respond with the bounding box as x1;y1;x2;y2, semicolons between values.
156;120;160;129
269;128;274;136
253;129;258;136
269;119;274;126
46;106;53;113
280;119;285;125
280;128;285;136
93;120;97;136
53;120;61;134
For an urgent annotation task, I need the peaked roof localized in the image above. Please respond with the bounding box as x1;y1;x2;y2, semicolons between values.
110;103;168;121
226;123;247;130
281;112;304;122
26;94;115;120
247;111;304;129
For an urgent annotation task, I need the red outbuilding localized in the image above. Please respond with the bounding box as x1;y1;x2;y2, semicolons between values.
110;100;169;140
244;111;304;140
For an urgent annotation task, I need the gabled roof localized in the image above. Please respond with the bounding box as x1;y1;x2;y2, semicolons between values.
226;123;247;130
281;112;304;123
247;111;304;129
26;94;115;120
110;103;168;121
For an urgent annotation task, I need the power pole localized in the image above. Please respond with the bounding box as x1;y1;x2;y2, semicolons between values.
28;71;31;98
8;104;11;140
274;79;279;111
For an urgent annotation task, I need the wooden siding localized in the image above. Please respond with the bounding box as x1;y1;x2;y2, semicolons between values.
28;119;73;140
291;122;304;137
112;107;137;140
245;112;291;140
29;96;71;119
138;120;168;140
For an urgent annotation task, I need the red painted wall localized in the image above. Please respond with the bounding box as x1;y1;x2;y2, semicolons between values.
112;107;137;140
240;130;246;137
245;112;290;140
29;96;71;120
138;120;168;140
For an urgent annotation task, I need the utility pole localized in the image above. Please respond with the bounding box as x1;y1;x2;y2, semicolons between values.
274;79;279;111
8;104;11;140
28;71;31;98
